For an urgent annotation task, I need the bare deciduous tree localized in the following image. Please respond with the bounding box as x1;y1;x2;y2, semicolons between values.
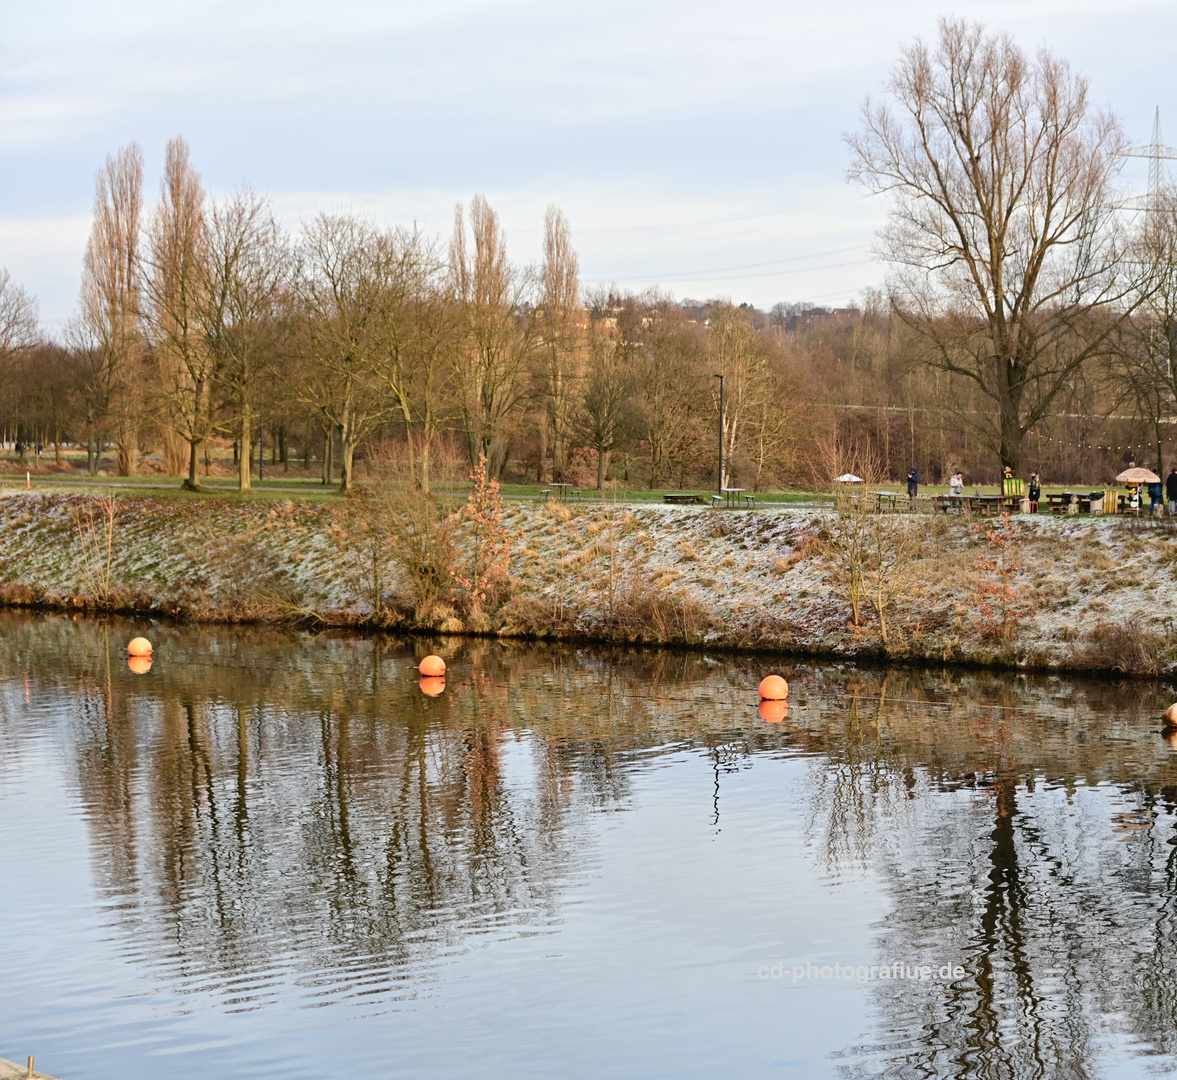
632;295;705;490
295;214;392;492
368;227;449;494
143;137;213;489
708;300;769;487
449;195;535;477
81;142;145;476
0;269;39;362
1114;185;1177;475
577;303;638;491
848;18;1132;475
199;190;288;492
536;206;583;482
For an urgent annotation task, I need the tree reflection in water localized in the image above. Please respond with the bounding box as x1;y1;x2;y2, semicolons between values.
3;612;1177;1076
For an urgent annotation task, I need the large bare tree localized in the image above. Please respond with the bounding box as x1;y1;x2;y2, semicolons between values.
143;137;213;490
626;293;706;489
449;195;535;477
199;190;288;492
81;142;145;476
708;300;769;488
0;269;39;360
369;229;450;494
1112;185;1177;476
577;296;638;491
294;214;395;492
848;18;1131;475
536;206;583;482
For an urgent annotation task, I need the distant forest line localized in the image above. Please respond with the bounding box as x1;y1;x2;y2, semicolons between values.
3;20;1177;493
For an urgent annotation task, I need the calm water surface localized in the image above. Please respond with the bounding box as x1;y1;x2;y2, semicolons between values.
2;613;1177;1078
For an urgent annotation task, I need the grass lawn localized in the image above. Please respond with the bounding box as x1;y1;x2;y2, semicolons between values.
6;452;1117;508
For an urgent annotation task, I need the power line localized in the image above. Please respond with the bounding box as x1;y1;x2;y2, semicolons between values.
575;196;859;236
585;254;873;287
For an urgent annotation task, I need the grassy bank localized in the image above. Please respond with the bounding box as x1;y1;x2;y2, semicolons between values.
0;491;1171;677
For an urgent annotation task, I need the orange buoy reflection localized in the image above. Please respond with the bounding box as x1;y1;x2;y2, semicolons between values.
758;675;789;700
419;676;446;697
759;699;788;723
419;654;446;677
127;656;153;675
127;636;153;657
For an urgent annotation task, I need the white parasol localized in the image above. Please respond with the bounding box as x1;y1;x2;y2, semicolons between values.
1115;467;1160;484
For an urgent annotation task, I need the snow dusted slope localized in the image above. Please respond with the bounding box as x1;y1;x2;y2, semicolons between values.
0;494;1167;674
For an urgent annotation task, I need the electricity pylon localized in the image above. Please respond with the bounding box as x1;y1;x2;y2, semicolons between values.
1124;108;1177;211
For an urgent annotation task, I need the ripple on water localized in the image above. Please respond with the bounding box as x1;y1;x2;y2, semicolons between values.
3;618;1177;1078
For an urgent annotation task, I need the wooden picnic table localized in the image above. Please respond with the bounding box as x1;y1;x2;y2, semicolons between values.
1046;491;1106;514
720;487;751;508
548;482;581;501
933;493;1010;515
869;490;906;511
663;493;703;504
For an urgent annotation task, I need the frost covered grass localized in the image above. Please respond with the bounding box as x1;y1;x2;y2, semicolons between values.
0;493;1172;674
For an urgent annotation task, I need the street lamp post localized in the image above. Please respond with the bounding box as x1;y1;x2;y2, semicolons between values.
714;373;724;497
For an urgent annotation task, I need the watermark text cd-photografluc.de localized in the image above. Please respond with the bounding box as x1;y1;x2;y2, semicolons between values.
757;961;967;984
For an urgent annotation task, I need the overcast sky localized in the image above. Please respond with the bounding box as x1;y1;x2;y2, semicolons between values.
2;0;1175;328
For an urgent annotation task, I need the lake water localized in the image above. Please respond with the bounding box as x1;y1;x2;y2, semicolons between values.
2;613;1177;1079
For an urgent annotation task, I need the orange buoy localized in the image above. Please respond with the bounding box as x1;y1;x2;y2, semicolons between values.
419;654;446;677
127;656;153;675
1164;703;1177;727
419;676;446;697
127;637;153;657
758;675;788;700
759;698;788;723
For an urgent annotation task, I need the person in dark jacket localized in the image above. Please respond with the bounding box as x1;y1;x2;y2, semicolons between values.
1166;468;1177;515
906;466;919;508
1028;472;1041;513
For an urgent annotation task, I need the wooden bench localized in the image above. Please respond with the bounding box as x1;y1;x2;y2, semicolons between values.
663;493;703;504
742;494;756;508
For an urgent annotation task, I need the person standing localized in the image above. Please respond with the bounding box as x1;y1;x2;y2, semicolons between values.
949;471;964;496
1166;468;1177;515
1028;472;1041;513
906;466;919;508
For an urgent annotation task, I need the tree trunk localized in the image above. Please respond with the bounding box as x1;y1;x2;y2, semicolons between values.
339;426;355;492
486;434;510;480
419;436;431;497
597;448;611;491
116;430;138;476
87;438;98;476
184;438;202;490
998;413;1022;477
238;406;252;492
537;419;549;483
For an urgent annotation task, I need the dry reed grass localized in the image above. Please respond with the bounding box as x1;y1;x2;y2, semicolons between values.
1075;616;1165;676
